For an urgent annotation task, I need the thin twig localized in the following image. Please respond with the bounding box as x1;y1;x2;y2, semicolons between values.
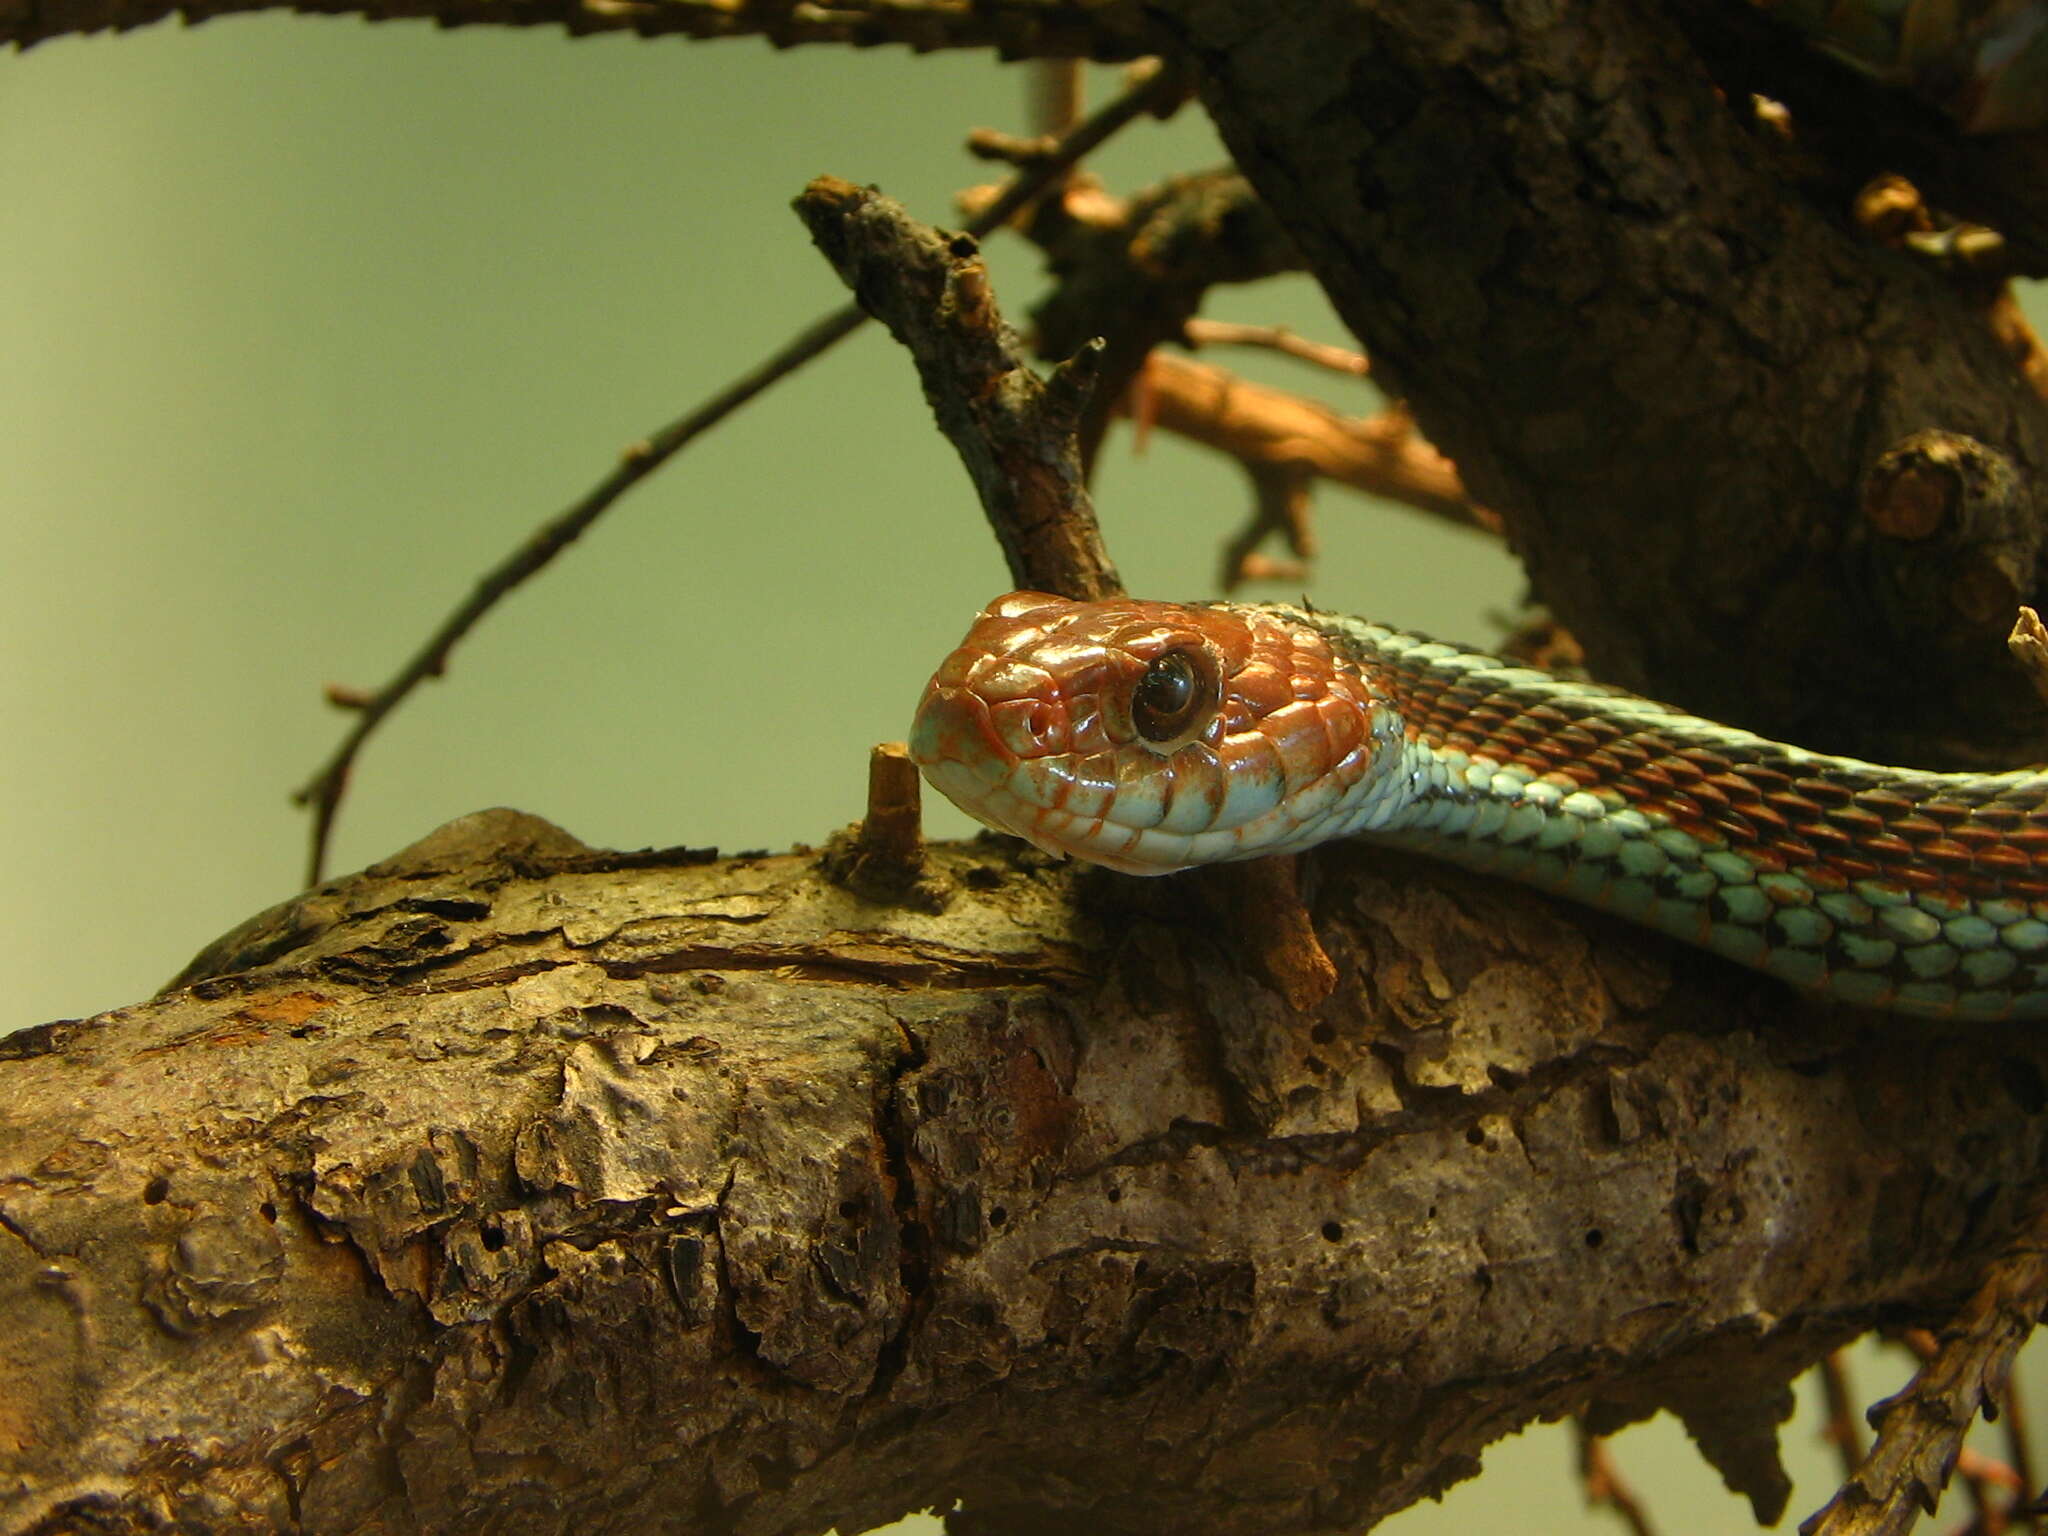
1575;1419;1661;1536
290;302;862;888
292;60;1182;886
1999;1368;2038;1531
1182;318;1371;379
1819;1350;1869;1476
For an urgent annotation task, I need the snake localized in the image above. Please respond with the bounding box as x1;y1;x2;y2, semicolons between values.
909;591;2048;1022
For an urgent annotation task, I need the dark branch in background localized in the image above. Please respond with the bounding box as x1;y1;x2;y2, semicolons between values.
3;0;1169;56
796;175;1122;602
1802;1194;2048;1536
291;59;1183;886
1663;0;2048;278
290;303;861;887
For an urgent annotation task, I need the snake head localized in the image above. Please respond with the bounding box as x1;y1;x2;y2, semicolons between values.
910;591;1388;874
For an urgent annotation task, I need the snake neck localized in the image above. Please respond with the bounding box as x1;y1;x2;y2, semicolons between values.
1272;604;2048;1021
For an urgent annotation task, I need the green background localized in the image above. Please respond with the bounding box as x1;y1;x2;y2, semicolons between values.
0;19;2033;1531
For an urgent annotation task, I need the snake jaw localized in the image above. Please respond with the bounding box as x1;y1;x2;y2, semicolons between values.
911;593;1389;874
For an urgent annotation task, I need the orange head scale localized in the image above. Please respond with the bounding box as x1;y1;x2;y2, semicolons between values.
909;592;1404;873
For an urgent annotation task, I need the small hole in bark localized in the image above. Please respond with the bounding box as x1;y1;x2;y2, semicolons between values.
1474;1264;1493;1291
989;1206;1008;1227
481;1224;506;1252
838;1199;862;1219
1465;1125;1487;1148
948;235;979;259
1105;1186;1122;1203
1310;1022;1335;1045
1321;1221;1343;1242
143;1177;169;1205
1584;1228;1603;1249
259;1202;278;1223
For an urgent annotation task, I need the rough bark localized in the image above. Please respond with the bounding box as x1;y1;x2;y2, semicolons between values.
6;807;2048;1535
15;5;2048;1532
1155;0;2048;768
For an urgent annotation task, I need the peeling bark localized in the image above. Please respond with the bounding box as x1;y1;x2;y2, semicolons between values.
6;808;2048;1534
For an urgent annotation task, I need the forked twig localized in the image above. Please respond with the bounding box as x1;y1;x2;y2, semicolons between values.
292;60;1183;886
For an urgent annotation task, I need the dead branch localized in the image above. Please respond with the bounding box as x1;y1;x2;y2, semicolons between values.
1803;1196;2048;1536
291;64;1176;885
3;0;1167;57
981;165;1300;470
1576;1422;1661;1536
1820;1351;1870;1478
1181;319;1370;379
797;176;1119;601
1125;352;1490;588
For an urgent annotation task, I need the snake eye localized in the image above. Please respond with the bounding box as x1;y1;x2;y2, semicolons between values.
1132;648;1215;745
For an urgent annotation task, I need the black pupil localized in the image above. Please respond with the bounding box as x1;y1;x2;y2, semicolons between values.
1134;651;1201;742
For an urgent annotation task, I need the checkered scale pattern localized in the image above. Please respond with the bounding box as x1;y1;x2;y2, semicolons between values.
1291;606;2048;1021
910;594;2048;1021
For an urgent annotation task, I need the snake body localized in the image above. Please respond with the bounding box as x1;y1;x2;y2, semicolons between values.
910;591;2048;1022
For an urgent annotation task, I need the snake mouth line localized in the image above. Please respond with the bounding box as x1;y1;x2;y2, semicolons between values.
915;749;1186;875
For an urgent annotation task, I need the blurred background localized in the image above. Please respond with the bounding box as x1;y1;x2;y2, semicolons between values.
0;18;2037;1532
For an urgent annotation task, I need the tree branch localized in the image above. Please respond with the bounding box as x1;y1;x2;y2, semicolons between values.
1165;0;2048;768
291;62;1176;885
797;175;1121;601
9;809;2048;1533
3;0;1167;56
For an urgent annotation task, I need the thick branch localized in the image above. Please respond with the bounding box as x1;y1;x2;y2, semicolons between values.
7;809;2048;1533
1164;0;2048;768
1666;0;2048;277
